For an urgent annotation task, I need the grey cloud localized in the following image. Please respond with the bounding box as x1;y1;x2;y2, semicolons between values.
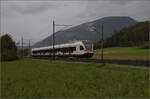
1;1;69;15
8;6;49;15
85;0;149;5
2;0;146;16
106;0;138;5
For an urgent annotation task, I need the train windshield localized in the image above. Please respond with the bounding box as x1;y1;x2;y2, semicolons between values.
82;41;92;50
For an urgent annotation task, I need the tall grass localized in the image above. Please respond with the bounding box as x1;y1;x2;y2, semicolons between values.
1;59;149;98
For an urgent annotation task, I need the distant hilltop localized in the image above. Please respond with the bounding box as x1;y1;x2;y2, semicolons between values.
32;16;136;48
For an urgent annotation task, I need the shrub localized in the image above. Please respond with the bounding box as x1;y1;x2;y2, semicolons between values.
138;42;149;49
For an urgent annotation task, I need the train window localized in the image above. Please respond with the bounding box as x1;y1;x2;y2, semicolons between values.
50;49;53;52
57;49;60;52
54;50;57;53
80;46;84;50
82;41;92;50
70;47;76;52
60;49;63;52
65;48;68;53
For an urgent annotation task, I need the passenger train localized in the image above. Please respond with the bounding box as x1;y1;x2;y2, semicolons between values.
31;40;94;58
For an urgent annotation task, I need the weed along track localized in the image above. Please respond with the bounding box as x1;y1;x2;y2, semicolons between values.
31;57;149;67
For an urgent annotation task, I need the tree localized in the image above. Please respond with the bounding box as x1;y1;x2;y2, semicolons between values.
24;48;30;56
0;34;18;61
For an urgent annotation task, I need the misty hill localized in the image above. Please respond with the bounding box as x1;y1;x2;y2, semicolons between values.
32;16;136;48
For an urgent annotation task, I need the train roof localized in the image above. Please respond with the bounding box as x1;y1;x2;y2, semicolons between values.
32;40;89;51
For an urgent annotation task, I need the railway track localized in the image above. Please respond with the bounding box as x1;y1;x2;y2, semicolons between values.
30;57;149;67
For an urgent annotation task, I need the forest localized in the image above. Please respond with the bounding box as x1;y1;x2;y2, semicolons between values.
94;21;149;49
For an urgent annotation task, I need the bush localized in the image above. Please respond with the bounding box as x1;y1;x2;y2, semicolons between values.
138;42;149;49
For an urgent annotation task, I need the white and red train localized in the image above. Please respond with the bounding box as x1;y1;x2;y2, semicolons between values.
31;40;94;58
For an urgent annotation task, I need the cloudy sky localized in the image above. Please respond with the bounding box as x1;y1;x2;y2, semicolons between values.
1;0;150;45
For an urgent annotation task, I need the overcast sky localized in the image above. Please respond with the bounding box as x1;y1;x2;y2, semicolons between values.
1;0;150;45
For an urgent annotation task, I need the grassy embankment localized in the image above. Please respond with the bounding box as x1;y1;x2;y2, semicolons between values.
92;47;149;60
1;59;149;98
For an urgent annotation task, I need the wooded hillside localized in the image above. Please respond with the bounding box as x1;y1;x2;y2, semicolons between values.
94;21;149;49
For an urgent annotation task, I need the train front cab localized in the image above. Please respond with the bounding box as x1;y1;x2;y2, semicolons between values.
77;41;94;58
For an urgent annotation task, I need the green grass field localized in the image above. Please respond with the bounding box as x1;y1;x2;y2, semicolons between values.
92;47;149;60
1;59;149;98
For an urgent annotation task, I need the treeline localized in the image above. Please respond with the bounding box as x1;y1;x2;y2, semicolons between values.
94;21;149;49
0;34;30;61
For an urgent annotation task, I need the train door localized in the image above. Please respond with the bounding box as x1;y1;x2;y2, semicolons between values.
76;45;80;55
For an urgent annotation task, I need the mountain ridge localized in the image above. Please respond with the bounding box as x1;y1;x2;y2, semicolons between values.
32;16;136;48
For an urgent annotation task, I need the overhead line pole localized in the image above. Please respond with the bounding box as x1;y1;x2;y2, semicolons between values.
29;40;31;57
29;40;30;49
21;37;24;58
53;20;55;60
101;23;104;61
52;20;72;60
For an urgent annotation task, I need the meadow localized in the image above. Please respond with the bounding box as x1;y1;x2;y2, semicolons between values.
92;47;149;60
1;59;149;98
